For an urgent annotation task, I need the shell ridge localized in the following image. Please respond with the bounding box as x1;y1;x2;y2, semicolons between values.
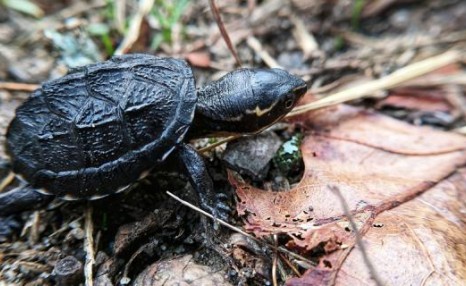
10;54;198;198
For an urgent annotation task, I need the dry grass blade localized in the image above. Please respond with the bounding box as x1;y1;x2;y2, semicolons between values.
0;172;15;193
330;185;383;286
28;212;40;244
287;51;461;117
209;0;242;67
114;0;126;34
0;82;39;92
454;126;466;135
290;15;320;59
247;36;283;69
114;0;155;55
272;235;278;286
399;73;466;87
198;135;240;153
84;204;95;286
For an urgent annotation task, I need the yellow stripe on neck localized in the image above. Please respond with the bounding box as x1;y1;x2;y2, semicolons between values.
246;101;277;117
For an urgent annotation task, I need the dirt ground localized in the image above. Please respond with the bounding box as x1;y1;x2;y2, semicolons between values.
0;0;465;285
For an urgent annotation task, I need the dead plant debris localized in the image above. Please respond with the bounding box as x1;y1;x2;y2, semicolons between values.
1;0;466;285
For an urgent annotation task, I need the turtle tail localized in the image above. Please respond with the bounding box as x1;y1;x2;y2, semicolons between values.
0;184;54;216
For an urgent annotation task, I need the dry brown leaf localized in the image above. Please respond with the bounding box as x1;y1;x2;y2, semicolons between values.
376;63;462;112
230;105;466;285
378;87;452;112
334;168;466;285
184;51;212;68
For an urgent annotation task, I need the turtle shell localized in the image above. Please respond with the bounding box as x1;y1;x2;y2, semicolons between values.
6;54;196;199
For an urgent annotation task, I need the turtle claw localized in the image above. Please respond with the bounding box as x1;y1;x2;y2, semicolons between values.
215;193;229;200
201;194;231;221
212;202;231;222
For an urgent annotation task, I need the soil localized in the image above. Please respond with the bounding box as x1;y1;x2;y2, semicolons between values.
0;0;465;285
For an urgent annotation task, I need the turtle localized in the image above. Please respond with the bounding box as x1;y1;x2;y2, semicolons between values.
0;53;307;228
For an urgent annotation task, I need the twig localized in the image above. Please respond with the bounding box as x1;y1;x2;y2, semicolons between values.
329;186;383;286
114;0;155;55
290;15;320;59
247;36;283;69
453;126;466;135
29;211;40;244
114;0;126;34
287;50;461;117
279;253;301;277
445;84;466;118
0;82;39;92
58;0;106;19
341;30;466;52
166;191;314;265
198;135;240;153
209;0;242;67
272;234;278;286
399;73;466;87
0;172;15;193
84;204;95;286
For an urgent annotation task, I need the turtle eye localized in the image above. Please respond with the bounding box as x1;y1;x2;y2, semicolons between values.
284;93;295;109
285;98;294;109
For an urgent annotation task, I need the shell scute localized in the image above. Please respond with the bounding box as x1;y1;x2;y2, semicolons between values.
41;73;89;121
7;54;197;198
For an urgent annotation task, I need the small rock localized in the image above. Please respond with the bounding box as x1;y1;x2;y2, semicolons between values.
133;255;232;286
389;9;411;30
222;132;282;179
277;51;306;70
0;23;15;43
8;56;54;83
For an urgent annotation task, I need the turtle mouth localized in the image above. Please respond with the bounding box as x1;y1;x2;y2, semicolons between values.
251;112;288;135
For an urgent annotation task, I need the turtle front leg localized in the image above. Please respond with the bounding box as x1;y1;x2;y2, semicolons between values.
176;144;230;221
0;184;54;216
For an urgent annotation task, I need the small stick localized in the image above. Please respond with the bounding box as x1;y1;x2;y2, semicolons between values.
166;191;314;265
290;16;320;59
330;186;383;286
0;82;39;92
114;0;155;55
209;0;242;67
197;135;240;153
84;204;95;286
453;126;466;134
0;172;15;193
272;234;279;286
247;36;283;69
287;50;461;117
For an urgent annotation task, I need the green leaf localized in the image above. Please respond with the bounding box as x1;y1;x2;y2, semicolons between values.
2;0;44;18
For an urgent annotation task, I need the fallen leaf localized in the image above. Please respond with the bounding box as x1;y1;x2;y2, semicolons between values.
230;105;466;285
376;63;462;113
184;51;212;68
378;87;451;112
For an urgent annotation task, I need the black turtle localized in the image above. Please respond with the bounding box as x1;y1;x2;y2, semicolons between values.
0;54;307;225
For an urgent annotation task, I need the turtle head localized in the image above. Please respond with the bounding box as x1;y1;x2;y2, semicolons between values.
243;68;307;131
191;68;307;138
